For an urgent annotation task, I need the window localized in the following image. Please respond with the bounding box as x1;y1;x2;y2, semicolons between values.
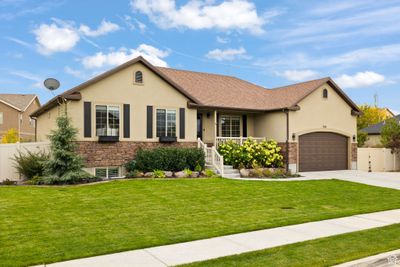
135;71;143;83
221;115;240;137
95;167;120;179
156;109;176;137
29;118;35;128
96;105;120;136
0;112;3;125
323;88;328;98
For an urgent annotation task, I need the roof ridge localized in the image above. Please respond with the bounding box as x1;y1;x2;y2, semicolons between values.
270;77;331;90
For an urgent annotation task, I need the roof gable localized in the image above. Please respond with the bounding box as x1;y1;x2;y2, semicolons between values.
0;94;38;111
361;114;400;134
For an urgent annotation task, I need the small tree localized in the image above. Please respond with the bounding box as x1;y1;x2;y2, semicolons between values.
357;130;368;147
45;115;84;177
1;128;19;143
381;118;400;154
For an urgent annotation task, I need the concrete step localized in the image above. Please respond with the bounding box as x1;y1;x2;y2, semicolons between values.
224;165;234;169
223;169;240;174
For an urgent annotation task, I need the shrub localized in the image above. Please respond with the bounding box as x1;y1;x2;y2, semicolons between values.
218;138;284;168
135;147;205;172
13;150;49;180
1;179;17;185
1;128;19;144
153;170;166;178
37;170;100;185
204;169;216;177
183;168;193;178
194;163;202;172
125;160;137;173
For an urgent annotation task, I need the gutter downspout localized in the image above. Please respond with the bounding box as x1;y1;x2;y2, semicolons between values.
284;109;289;171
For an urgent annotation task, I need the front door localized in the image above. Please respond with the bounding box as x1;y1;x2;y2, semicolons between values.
197;114;203;140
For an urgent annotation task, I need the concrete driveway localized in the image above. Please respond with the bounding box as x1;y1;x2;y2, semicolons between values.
299;170;400;190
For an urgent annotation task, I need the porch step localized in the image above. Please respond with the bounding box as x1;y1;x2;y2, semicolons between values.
224;173;241;179
205;164;240;178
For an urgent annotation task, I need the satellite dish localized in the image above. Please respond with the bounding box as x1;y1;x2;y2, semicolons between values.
44;78;60;91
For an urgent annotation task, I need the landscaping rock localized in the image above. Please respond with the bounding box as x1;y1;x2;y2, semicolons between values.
190;171;199;178
240;168;250;177
144;172;153;178
135;172;144;178
174;171;186;178
164;171;173;178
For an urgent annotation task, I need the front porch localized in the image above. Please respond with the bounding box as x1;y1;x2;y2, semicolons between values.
196;109;266;147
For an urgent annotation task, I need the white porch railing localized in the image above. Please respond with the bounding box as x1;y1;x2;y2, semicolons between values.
215;136;266;148
198;138;224;177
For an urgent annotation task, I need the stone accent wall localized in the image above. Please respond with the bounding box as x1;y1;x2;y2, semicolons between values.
75;141;197;168
278;142;298;165
351;143;357;162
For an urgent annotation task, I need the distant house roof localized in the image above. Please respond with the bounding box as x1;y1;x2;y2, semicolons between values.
0;94;39;111
31;56;360;117
361;115;400;135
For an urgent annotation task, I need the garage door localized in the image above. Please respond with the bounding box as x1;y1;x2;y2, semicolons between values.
299;132;348;172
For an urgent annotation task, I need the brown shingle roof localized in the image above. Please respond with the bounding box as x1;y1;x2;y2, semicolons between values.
0;94;38;111
31;56;360;117
156;67;270;110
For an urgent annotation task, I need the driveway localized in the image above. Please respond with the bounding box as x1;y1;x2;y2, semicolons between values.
299;170;400;190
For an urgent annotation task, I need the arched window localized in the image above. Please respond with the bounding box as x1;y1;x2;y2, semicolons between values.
135;71;143;84
322;88;328;98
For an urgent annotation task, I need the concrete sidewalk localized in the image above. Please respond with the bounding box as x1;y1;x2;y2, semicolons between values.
34;209;400;267
334;249;400;266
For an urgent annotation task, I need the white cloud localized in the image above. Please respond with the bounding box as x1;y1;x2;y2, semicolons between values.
4;36;31;47
130;0;265;34
335;71;385;89
206;47;249;61
33;18;121;55
79;20;120;37
254;44;400;71
64;66;86;79
81;44;170;69
277;70;319;82
216;36;229;44
33;21;80;55
9;70;43;88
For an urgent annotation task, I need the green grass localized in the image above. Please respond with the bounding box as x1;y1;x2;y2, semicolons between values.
183;224;400;267
1;178;400;266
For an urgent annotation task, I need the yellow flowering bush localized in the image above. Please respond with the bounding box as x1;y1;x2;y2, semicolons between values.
218;138;283;168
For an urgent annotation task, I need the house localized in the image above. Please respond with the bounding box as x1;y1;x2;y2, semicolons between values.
361;114;400;147
0;94;40;142
31;57;360;177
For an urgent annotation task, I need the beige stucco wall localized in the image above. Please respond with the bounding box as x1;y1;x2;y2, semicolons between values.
358;148;400;171
363;135;382;147
253;83;357;142
36;62;197;142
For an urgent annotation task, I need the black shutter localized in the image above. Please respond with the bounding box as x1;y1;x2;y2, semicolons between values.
123;104;130;138
242;115;247;137
83;102;91;138
146;106;153;138
179;108;185;139
216;112;220;137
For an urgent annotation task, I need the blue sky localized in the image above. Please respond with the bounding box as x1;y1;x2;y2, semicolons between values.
0;0;399;113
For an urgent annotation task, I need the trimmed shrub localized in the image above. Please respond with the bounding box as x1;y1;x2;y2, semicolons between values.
218;138;284;168
135;147;205;172
13;150;50;180
37;170;100;185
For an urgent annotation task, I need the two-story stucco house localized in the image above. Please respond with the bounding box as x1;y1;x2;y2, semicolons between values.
31;57;360;177
0;94;40;141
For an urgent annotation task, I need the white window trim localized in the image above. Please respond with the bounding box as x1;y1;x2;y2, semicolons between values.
156;108;177;137
220;115;241;137
94;167;121;179
95;105;120;137
0;112;3;125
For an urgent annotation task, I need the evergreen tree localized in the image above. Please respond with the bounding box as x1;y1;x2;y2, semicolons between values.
46;115;84;177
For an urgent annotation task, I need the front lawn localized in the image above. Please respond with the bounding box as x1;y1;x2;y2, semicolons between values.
183;224;400;267
1;178;400;266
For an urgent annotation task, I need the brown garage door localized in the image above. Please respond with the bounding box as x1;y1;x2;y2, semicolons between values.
299;132;348;172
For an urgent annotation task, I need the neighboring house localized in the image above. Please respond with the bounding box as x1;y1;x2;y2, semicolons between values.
0;94;40;141
31;57;360;176
361;115;400;147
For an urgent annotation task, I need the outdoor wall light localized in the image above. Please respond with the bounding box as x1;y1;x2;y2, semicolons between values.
352;135;356;142
292;133;296;140
206;112;211;118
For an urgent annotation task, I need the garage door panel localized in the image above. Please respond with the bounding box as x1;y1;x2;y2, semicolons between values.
299;132;348;172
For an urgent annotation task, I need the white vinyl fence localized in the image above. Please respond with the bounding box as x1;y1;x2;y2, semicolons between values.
358;148;400;172
0;142;50;181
